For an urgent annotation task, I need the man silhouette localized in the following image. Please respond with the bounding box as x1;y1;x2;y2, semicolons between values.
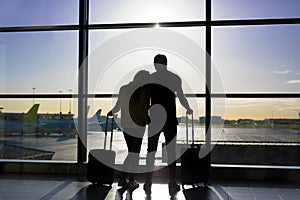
144;54;193;196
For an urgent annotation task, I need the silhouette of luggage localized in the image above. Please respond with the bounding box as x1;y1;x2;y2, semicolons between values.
87;116;116;185
180;113;210;188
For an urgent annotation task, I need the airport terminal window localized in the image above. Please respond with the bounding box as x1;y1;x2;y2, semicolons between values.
86;98;206;165
212;0;300;20
0;0;299;167
89;27;206;94
0;98;77;161
211;98;300;166
0;31;78;94
212;25;300;93
0;0;79;27
89;0;205;24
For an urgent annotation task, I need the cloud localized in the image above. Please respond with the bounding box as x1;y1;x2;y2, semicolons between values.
286;80;300;84
273;69;291;74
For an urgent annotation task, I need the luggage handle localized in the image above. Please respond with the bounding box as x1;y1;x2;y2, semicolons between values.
104;115;114;150
185;112;194;146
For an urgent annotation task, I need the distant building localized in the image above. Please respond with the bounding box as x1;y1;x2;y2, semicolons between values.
264;118;300;125
237;119;256;125
224;119;237;124
177;116;198;124
198;116;224;124
199;116;205;124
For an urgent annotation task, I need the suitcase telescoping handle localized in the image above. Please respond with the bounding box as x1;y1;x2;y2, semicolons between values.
185;112;194;146
104;115;114;150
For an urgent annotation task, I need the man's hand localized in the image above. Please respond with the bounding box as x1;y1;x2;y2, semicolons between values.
107;110;113;117
186;108;193;115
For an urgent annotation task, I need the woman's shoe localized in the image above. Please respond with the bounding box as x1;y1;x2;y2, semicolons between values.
118;178;126;187
127;181;139;193
117;178;129;194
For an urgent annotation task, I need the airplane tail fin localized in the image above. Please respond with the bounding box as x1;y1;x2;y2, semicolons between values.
23;104;40;123
91;109;102;123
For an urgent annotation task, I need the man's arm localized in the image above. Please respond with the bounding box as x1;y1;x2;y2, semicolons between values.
107;88;122;116
177;84;193;114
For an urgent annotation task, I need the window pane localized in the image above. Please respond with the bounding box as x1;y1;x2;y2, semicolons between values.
211;98;300;166
89;27;205;94
0;98;77;161
213;0;300;20
0;31;78;94
212;25;300;93
0;0;79;27
89;0;205;24
88;98;204;165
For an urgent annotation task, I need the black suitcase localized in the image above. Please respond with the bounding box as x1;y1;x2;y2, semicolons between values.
180;113;210;188
87;116;116;185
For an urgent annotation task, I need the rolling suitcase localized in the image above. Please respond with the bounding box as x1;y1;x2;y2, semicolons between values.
87;115;116;185
180;113;210;188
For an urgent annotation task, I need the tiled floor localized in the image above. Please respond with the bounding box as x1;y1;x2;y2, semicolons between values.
0;173;300;200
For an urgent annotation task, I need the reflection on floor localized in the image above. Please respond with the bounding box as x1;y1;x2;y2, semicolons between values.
0;173;299;200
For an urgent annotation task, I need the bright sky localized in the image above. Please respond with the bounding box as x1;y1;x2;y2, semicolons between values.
0;0;300;119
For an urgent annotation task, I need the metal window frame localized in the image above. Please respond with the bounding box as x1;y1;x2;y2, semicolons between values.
1;0;300;163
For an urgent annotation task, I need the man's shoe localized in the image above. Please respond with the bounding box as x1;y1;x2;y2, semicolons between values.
143;181;152;196
168;181;180;196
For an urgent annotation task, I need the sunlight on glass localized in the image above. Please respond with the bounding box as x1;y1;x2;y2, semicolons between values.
89;0;205;23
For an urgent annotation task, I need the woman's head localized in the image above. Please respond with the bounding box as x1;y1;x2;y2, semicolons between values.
133;70;150;84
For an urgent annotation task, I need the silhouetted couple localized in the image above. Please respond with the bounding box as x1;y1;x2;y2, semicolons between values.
108;54;193;197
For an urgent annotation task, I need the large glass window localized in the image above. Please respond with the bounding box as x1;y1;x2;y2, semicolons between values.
89;27;205;94
212;25;300;93
212;98;300;142
211;98;300;166
89;0;205;24
212;0;300;20
0;31;78;94
0;0;299;167
86;98;205;165
0;98;77;161
0;0;79;27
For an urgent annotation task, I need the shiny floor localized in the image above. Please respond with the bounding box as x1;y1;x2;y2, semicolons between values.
0;173;300;200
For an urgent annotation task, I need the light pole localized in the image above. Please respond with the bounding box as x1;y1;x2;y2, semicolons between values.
68;89;72;114
32;87;36;105
59;90;63;114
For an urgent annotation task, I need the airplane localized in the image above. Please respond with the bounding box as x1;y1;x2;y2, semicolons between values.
37;112;76;137
86;109;121;132
0;104;40;136
0;104;77;137
34;107;121;136
0;104;121;137
36;108;121;136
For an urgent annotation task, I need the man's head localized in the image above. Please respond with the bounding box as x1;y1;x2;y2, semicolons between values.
154;54;167;71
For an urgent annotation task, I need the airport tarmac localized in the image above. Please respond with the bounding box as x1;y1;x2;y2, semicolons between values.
1;127;299;162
